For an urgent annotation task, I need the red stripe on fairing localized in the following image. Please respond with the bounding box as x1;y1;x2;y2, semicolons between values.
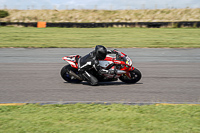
104;56;114;61
62;56;78;69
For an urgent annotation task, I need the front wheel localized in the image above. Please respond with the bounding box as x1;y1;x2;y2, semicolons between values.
119;68;142;84
60;65;82;83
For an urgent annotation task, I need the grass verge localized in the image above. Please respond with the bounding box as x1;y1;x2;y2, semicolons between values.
0;27;200;48
0;104;200;133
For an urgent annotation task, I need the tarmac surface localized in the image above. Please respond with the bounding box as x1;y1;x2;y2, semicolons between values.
0;48;200;104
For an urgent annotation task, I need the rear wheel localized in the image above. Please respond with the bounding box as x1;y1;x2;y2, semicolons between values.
119;68;142;84
60;65;82;83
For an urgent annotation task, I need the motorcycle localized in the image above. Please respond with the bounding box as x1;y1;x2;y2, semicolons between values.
60;50;142;85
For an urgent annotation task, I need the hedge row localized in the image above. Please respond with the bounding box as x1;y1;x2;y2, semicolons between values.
0;21;200;28
0;10;9;18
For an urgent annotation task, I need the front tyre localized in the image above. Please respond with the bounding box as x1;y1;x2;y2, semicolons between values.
119;68;142;84
60;65;82;83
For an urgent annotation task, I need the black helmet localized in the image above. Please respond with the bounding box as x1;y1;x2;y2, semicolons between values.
95;45;107;60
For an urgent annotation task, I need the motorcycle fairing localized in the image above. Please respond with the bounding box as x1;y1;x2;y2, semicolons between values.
99;60;113;68
62;55;79;69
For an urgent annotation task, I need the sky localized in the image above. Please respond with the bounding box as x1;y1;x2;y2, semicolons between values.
0;0;200;10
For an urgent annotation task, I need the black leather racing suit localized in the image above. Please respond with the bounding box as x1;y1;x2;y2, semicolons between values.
78;50;117;85
78;50;100;85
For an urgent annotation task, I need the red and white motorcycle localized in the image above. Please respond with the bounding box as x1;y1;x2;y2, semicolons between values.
61;50;141;84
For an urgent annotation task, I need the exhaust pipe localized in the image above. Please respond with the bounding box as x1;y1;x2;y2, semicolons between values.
101;69;126;74
116;70;126;74
68;70;83;81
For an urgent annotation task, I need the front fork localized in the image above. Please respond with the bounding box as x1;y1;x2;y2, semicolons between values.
124;66;135;79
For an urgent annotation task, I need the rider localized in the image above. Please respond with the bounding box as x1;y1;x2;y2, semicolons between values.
78;45;117;86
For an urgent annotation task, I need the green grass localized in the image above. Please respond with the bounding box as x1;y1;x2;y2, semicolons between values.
0;104;200;133
0;27;200;48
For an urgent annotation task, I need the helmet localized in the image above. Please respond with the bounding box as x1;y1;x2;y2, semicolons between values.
95;45;107;60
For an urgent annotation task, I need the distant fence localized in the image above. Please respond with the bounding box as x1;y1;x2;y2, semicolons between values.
1;22;200;28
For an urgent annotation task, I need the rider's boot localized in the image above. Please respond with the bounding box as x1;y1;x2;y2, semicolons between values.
82;71;98;86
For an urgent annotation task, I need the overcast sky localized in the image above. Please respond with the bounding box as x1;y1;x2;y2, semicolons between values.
0;0;200;10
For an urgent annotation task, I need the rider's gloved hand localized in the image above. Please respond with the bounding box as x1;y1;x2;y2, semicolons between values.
107;50;112;54
107;49;118;54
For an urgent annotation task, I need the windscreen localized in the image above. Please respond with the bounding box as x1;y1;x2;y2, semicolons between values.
116;52;132;66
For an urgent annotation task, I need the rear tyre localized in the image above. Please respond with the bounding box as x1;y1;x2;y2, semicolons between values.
119;68;142;84
60;65;82;83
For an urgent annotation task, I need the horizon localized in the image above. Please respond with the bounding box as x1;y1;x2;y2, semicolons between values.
0;0;200;10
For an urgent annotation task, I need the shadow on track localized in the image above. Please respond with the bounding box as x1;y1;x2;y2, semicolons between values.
64;81;143;86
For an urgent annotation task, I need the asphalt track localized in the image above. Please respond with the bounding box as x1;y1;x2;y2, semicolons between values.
0;48;200;104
